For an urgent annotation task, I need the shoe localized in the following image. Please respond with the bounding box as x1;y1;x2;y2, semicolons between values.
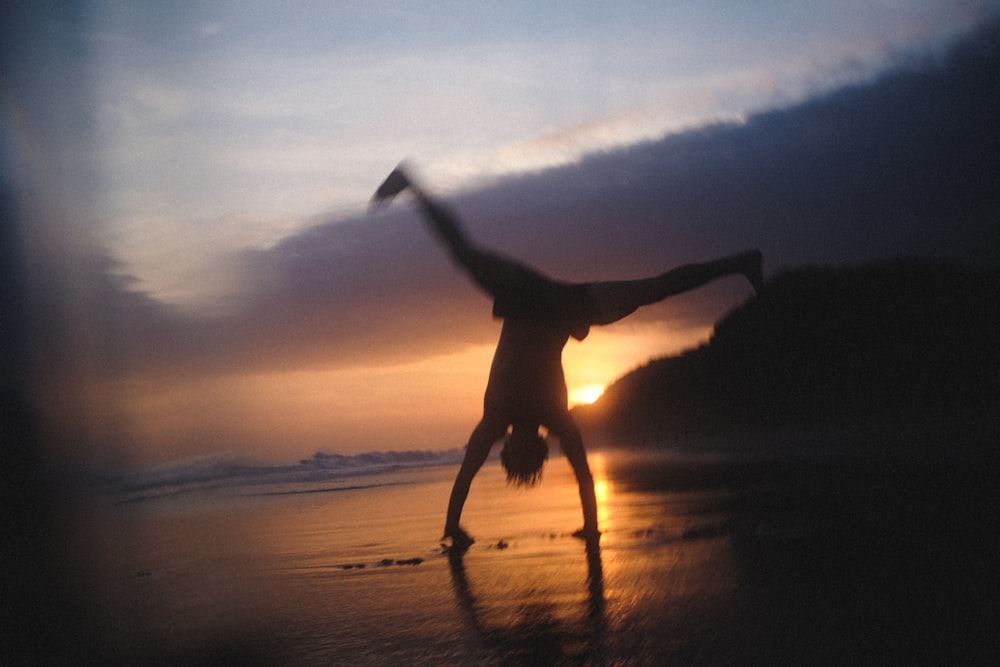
369;165;411;210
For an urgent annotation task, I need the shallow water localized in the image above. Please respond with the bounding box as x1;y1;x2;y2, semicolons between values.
76;448;996;665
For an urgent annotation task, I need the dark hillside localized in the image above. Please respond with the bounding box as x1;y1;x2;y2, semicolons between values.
575;260;1000;450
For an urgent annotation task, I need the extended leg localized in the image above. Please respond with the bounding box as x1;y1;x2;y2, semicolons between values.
409;189;556;302
373;166;549;300
442;418;507;548
372;165;476;257
587;250;762;325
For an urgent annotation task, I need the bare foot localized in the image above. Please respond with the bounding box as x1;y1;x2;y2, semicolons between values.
370;164;411;210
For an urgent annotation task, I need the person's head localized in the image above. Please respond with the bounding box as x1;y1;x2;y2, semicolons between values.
500;424;548;486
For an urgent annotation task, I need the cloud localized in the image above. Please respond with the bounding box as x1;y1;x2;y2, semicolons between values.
85;3;1000;327
100;17;1000;383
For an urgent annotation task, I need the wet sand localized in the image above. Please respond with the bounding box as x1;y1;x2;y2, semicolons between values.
77;447;997;665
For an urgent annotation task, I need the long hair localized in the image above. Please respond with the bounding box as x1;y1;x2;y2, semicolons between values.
500;428;549;486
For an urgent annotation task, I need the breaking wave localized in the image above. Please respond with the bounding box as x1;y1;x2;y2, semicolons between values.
98;448;465;504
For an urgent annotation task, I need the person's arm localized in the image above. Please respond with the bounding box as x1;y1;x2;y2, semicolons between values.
442;417;505;550
547;414;600;538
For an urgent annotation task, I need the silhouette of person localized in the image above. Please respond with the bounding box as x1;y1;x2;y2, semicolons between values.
371;164;762;550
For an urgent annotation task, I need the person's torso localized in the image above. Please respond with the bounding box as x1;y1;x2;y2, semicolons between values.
483;319;572;421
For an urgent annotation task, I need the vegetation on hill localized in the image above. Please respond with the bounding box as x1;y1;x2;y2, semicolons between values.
574;260;1000;450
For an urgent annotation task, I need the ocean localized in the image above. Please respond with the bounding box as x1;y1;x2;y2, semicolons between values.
62;446;995;665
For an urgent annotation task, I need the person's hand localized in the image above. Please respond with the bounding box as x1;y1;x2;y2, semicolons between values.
572;527;602;543
441;527;475;552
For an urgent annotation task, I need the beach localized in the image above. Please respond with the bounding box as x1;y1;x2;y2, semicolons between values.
68;446;995;665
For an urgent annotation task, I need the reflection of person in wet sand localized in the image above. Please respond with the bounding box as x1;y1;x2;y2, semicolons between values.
371;164;762;550
446;543;606;659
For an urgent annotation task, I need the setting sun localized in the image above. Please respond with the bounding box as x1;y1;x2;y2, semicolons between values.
569;383;606;406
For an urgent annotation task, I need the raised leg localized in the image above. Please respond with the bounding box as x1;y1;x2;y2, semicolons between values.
408;189;556;303
587;249;762;325
374;166;550;301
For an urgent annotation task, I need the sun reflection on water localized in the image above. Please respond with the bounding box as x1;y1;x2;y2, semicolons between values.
587;452;613;531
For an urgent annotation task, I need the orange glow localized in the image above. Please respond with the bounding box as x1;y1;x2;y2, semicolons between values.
101;320;714;468
587;452;613;530
593;479;609;505
563;321;713;406
569;383;605;406
110;345;496;466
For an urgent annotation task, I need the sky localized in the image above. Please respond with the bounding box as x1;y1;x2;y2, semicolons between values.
3;2;999;470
